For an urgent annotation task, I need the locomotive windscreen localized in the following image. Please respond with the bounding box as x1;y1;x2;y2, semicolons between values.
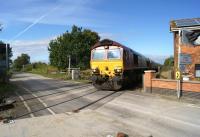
108;49;121;59
92;47;106;60
92;46;122;60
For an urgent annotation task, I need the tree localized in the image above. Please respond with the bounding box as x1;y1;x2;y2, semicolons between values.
0;41;13;65
0;25;12;64
164;56;174;67
13;53;30;70
48;25;100;70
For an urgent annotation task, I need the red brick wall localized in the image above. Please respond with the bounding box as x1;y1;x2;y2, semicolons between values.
144;71;200;93
182;82;200;92
181;46;200;79
144;70;155;87
152;79;177;90
173;31;200;79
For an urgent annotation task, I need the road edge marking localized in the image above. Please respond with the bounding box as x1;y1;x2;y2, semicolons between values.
15;91;34;118
22;87;56;115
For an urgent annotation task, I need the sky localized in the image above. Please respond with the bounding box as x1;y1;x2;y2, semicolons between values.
0;0;199;64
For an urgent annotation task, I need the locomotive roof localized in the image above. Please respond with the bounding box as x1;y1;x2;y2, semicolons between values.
92;39;160;65
92;39;148;59
92;39;130;50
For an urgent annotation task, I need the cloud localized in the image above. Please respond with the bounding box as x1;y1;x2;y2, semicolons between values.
11;38;52;63
0;0;107;29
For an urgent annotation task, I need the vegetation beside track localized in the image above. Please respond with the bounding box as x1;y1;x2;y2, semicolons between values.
23;62;91;83
157;56;174;79
0;83;16;97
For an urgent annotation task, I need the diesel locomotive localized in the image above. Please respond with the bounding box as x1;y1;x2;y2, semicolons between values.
90;39;158;90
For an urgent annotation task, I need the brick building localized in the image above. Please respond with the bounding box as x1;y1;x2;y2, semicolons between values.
170;18;200;80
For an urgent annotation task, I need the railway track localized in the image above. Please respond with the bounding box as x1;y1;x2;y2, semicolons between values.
16;84;92;102
4;83;123;120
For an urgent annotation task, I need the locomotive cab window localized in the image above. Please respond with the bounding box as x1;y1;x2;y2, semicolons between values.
92;47;106;60
108;49;121;59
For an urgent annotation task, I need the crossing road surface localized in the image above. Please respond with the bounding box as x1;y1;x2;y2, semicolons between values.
1;73;200;137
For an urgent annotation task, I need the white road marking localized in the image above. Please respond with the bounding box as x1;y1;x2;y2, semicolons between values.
14;91;34;118
21;87;56;115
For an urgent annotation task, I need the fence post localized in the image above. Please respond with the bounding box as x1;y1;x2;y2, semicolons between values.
177;80;182;99
144;70;156;93
143;74;145;92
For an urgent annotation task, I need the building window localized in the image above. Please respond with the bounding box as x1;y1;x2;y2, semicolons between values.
195;64;200;78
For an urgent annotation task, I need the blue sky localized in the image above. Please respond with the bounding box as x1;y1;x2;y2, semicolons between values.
0;0;199;64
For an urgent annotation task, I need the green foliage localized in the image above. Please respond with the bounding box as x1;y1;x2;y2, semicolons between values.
31;62;48;74
164;56;174;67
48;25;100;70
28;62;58;75
32;62;47;69
0;41;13;65
0;40;13;83
80;69;91;80
0;83;16;97
13;53;30;70
24;64;33;72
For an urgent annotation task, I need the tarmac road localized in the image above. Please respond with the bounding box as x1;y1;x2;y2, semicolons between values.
10;73;121;119
1;73;200;137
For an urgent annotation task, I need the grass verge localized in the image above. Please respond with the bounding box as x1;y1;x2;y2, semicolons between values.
29;70;91;83
0;83;17;97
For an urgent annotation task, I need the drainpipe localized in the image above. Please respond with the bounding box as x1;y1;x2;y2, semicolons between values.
178;30;181;70
177;30;182;99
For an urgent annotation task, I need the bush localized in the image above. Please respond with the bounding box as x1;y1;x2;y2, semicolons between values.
80;69;91;80
24;64;33;72
0;69;12;83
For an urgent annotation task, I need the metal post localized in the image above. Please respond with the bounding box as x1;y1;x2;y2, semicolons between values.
68;55;71;75
68;55;71;70
5;44;8;69
143;74;146;92
177;30;182;99
177;80;182;99
178;30;181;71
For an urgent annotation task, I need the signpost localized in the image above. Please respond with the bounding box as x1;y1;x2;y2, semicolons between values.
0;44;9;82
176;71;181;80
179;53;192;65
0;44;7;67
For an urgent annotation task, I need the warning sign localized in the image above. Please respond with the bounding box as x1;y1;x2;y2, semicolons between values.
176;71;181;80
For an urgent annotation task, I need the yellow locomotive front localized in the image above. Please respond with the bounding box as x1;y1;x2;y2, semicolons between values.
90;40;124;90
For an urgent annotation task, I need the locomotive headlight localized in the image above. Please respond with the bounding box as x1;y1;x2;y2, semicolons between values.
92;67;99;73
114;67;122;73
